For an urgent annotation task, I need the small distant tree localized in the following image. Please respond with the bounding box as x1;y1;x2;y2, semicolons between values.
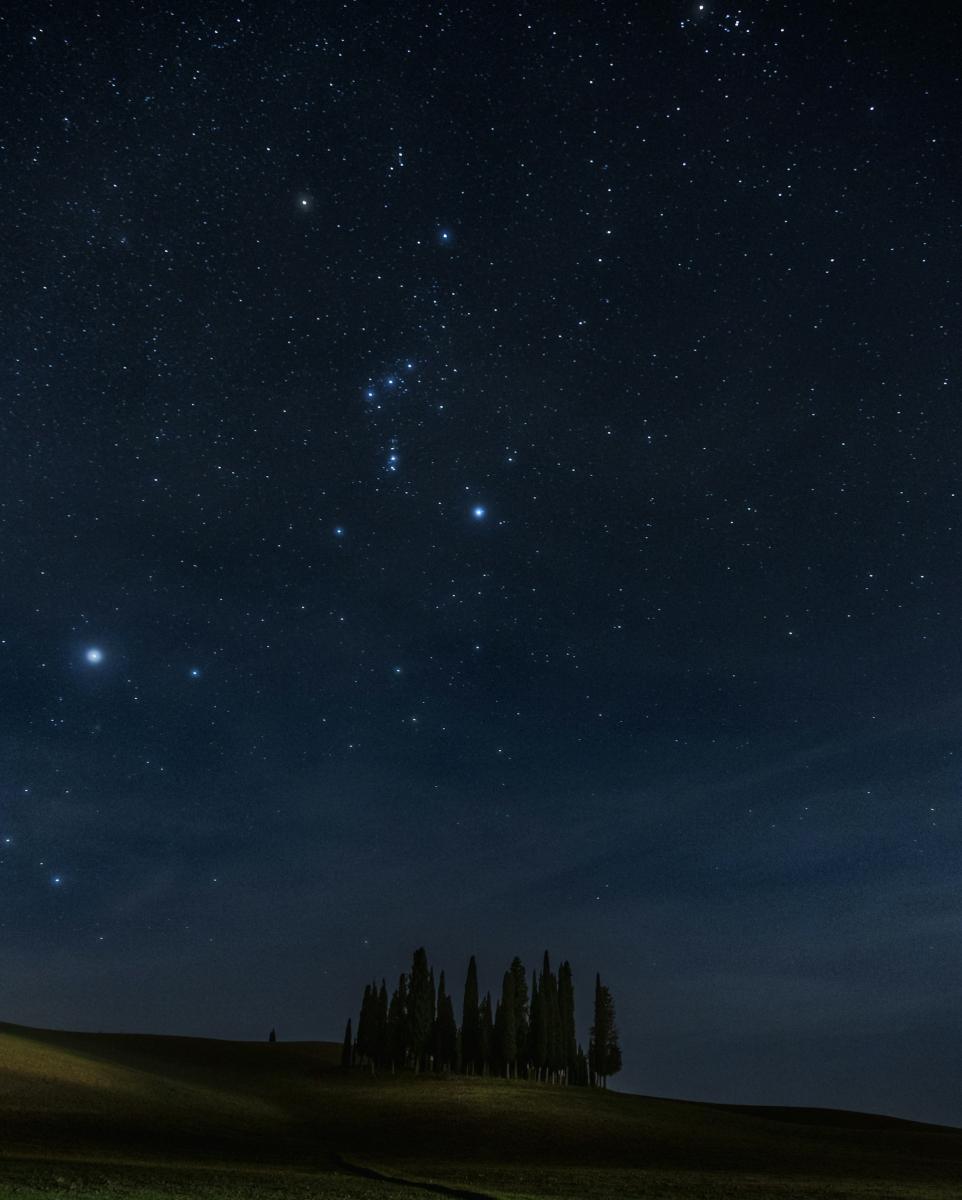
268;1027;276;1043
341;1018;353;1067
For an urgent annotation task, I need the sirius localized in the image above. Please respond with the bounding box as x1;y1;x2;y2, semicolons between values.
472;506;486;519
85;647;104;664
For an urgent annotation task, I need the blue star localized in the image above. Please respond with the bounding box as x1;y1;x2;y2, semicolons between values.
472;505;487;520
334;526;345;538
189;668;202;679
85;647;104;664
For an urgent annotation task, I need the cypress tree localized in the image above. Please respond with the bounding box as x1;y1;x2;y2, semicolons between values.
573;1043;589;1087
493;997;503;1077
409;947;434;1072
388;973;409;1070
375;979;389;1069
509;957;529;1077
341;1017;353;1067
540;951;563;1082
433;970;457;1072
356;983;373;1066
590;973;621;1086
432;970;448;1071
530;970;547;1080
461;955;481;1074
558;961;577;1083
498;969;517;1077
268;1028;276;1043
478;991;494;1076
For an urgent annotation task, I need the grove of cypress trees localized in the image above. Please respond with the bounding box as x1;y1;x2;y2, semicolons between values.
343;948;619;1085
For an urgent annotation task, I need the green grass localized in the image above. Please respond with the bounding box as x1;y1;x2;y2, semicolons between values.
1;1020;960;1199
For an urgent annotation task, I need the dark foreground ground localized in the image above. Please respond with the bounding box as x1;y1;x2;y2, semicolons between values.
1;1021;959;1199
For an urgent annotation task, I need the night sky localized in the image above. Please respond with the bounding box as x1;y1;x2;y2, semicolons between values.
2;2;960;1126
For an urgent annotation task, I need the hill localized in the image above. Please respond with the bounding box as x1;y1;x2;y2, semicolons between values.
1;1020;960;1199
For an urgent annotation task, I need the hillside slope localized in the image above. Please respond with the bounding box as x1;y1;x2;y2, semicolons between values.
1;1021;960;1199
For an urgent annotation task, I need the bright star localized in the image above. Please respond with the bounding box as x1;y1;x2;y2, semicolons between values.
334;526;345;537
472;506;486;519
85;647;104;664
189;668;201;679
51;875;63;887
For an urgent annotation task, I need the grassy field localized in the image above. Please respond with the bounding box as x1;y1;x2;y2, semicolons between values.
1;1021;960;1199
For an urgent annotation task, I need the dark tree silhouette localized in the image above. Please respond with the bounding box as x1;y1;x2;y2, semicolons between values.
558;961;577;1083
496;969;517;1077
433;970;458;1072
461;955;481;1074
375;979;389;1069
409;948;435;1072
341;1018;353;1067
590;973;622;1087
478;991;494;1075
541;951;562;1082
509;957;529;1077
530;969;547;1080
387;973;409;1071
268;1027;276;1043
356;980;379;1071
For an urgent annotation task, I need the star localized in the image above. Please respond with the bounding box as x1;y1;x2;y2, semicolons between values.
189;667;202;678
85;647;104;664
472;506;487;519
